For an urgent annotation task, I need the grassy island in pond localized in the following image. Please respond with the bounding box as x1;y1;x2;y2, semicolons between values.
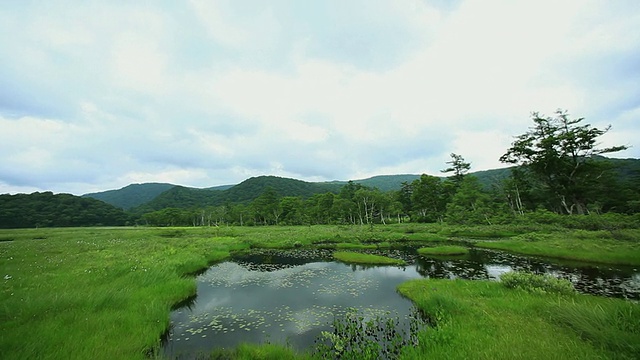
417;245;469;256
333;251;406;265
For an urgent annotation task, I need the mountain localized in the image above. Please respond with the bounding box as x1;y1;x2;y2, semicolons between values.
85;157;639;213
471;167;514;189
223;175;342;202
206;184;235;191
326;174;422;191
130;176;343;213
0;192;131;228
83;183;175;210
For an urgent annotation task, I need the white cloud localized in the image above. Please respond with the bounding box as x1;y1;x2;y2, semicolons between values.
0;0;638;194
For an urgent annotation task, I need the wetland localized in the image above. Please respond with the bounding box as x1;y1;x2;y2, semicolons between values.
2;225;639;359
163;246;640;358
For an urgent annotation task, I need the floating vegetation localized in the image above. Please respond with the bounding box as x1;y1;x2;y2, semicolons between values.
313;307;427;360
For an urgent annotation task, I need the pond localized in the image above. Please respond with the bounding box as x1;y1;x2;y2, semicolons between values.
162;247;640;358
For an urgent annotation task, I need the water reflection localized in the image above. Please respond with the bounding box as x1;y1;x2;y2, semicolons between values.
411;248;639;299
162;247;639;358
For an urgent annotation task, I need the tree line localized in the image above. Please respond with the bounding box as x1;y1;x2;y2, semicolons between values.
141;111;639;227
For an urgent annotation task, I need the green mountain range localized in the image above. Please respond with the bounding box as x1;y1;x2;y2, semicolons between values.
83;183;175;210
81;157;639;213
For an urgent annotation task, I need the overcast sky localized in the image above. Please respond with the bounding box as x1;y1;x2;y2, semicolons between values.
1;1;639;195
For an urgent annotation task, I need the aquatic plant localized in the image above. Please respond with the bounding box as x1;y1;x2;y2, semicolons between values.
313;308;425;360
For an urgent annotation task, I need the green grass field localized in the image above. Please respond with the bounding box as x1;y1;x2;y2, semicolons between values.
1;224;638;359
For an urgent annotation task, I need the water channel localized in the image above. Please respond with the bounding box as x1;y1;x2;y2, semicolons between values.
162;247;640;358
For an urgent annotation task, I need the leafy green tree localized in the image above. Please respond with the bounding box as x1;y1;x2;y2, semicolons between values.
500;110;628;214
445;176;494;225
251;187;282;225
410;174;446;222
441;153;471;187
331;197;358;225
280;196;306;225
396;181;413;216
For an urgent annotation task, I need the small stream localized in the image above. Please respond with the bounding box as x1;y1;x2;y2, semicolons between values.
162;247;640;358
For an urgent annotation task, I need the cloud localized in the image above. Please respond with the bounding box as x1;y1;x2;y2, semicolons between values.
0;0;638;195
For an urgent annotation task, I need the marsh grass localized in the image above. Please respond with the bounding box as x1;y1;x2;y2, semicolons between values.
333;251;406;266
0;227;240;360
500;271;576;295
2;224;639;359
417;245;469;256
208;343;309;360
397;277;640;359
475;229;640;266
547;301;640;356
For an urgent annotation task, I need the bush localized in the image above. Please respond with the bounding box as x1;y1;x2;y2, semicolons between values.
501;271;575;296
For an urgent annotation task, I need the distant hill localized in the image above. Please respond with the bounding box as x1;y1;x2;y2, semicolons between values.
471;167;514;189
0;192;131;228
327;174;422;191
84;156;639;214
131;176;343;214
206;184;235;191
83;183;175;210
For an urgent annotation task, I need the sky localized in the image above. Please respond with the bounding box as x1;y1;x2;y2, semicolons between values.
1;0;639;195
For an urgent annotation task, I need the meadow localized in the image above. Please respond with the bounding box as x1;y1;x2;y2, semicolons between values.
1;224;639;359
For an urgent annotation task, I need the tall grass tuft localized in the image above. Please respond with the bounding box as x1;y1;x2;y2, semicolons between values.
547;301;640;357
500;271;576;296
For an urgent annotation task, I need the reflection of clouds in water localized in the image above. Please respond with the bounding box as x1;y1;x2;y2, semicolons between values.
200;261;332;289
485;264;512;279
199;294;232;314
358;266;420;280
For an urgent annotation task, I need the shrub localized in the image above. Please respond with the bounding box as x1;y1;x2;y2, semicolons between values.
501;271;575;296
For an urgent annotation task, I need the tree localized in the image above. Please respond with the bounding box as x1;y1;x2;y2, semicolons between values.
500;110;628;214
441;153;471;187
252;187;282;225
410;174;446;222
396;181;413;216
445;176;494;225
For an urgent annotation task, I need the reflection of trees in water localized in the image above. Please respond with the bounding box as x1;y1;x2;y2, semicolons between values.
228;247;638;300
414;248;639;300
232;249;333;272
415;258;491;280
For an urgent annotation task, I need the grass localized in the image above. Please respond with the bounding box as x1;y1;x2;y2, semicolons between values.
1;224;639;359
209;343;310;360
417;245;469;256
0;227;243;360
474;229;640;266
333;251;406;266
397;275;640;360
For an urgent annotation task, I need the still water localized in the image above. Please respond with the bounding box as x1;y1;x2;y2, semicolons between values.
162;247;639;358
